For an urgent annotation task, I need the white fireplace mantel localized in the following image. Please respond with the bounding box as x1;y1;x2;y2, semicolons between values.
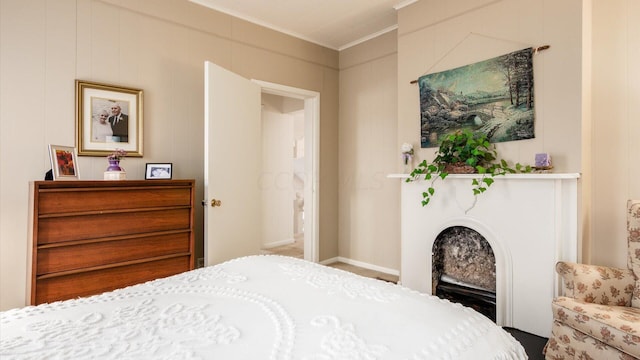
392;173;580;337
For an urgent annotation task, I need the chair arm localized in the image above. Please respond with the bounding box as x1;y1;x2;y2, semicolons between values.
556;261;635;306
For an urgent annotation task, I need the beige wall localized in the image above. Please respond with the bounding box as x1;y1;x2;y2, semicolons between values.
391;0;639;269
398;0;584;172
589;0;640;267
338;31;400;270
2;0;638;312
333;0;640;277
395;0;585;264
336;0;587;272
0;0;339;310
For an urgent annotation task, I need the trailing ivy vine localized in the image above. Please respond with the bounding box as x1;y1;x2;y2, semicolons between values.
407;130;531;208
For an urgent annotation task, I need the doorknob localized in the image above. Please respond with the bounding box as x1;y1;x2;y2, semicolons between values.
211;199;222;207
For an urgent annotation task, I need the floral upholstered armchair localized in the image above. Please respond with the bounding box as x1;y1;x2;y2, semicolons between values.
545;200;640;360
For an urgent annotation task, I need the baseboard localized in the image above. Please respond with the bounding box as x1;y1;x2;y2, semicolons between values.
321;256;400;277
262;238;295;249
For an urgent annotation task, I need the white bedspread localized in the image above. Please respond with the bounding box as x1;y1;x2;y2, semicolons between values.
1;255;527;359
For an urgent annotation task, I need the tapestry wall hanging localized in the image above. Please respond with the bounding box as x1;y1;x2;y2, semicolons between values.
419;47;535;148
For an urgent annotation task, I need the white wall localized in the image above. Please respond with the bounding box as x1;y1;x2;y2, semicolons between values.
261;94;296;248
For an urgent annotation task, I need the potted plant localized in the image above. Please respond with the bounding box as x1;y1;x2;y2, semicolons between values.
408;130;531;207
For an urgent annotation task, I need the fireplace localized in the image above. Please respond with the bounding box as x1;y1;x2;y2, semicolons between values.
433;226;496;321
394;173;580;337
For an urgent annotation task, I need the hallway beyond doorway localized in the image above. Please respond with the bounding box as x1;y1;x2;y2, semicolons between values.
263;243;398;284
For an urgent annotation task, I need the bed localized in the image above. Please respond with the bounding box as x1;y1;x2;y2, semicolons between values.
1;255;526;359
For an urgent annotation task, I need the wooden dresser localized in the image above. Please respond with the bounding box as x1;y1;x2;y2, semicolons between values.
29;180;195;305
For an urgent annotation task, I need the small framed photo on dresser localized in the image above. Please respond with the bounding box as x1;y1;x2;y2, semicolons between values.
145;163;172;180
48;145;80;180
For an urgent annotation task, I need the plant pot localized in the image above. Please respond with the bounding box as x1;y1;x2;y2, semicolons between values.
104;159;126;180
443;163;476;174
106;159;122;172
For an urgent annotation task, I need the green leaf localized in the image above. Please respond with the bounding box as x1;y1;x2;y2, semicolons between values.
483;178;494;186
472;179;479;185
428;187;435;195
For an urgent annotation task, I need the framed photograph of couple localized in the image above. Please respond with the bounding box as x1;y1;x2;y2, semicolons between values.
76;80;143;157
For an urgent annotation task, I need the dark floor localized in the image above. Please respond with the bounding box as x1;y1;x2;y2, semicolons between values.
503;327;547;360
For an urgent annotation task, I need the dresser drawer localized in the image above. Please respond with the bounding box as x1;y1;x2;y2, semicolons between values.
38;187;192;215
37;232;191;275
38;208;191;244
30;180;195;305
34;256;191;305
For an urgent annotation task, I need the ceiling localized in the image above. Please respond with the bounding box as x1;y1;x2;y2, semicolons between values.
189;0;417;51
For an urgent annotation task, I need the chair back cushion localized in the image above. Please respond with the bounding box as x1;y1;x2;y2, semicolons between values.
628;200;640;307
556;261;634;305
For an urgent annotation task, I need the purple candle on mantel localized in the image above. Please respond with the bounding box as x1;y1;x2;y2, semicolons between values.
535;153;551;167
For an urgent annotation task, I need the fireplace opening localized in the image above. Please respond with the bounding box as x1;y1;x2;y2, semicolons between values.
432;226;496;321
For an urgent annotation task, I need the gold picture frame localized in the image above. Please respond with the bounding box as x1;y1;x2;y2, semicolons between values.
76;80;143;157
48;145;80;180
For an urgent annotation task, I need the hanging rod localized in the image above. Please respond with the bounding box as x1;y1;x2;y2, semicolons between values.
409;45;550;84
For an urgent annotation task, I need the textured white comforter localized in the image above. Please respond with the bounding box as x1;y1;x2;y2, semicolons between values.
1;255;527;359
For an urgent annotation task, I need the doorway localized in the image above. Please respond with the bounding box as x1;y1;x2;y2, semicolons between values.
253;80;319;263
203;62;319;265
259;93;304;257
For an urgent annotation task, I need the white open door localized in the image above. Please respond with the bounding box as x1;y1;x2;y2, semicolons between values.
204;61;262;265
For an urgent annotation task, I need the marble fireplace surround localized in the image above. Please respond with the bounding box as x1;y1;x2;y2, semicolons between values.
393;173;580;337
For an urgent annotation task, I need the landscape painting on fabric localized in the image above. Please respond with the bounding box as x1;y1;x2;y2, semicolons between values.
419;47;535;148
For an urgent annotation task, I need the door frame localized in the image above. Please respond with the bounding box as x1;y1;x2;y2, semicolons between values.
253;80;319;263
